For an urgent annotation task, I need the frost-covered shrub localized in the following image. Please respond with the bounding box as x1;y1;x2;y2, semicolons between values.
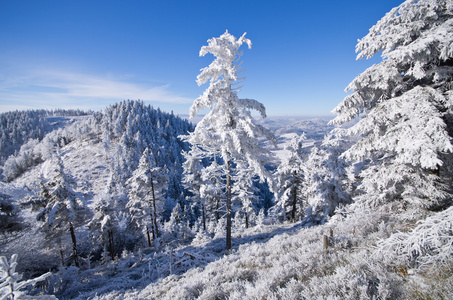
375;205;453;271
0;254;56;300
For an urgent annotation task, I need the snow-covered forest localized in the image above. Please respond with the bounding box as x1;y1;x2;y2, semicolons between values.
1;0;453;299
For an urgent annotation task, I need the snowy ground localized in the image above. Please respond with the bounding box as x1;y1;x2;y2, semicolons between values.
2;114;451;299
92;202;452;300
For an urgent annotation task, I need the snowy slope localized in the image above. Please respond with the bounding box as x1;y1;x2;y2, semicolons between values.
261;117;334;162
95;202;452;300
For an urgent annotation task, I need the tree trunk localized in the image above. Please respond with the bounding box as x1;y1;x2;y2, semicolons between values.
291;170;298;222
60;248;64;266
146;225;152;247
226;160;232;250
69;222;79;267
215;198;220;221
202;204;206;231
108;229;115;260
245;211;249;229
150;177;159;239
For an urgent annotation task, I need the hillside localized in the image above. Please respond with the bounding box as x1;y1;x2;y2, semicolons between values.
0;103;341;299
1;103;451;299
97;203;453;300
0;102;453;299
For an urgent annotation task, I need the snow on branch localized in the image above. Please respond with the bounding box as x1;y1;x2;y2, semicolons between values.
374;206;453;272
0;254;56;299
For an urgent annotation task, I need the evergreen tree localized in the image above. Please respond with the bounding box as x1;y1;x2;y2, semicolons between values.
126;148;167;243
274;134;306;222
87;192;121;260
303;130;351;223
181;30;276;250
232;161;260;228
200;160;225;224
36;156;87;267
330;0;453;209
182;149;206;229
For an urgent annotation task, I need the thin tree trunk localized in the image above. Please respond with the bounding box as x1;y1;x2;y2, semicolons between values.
60;248;64;266
216;198;220;221
69;222;79;267
226;160;232;250
108;229;115;260
202;204;206;231
146;225;152;247
150;177;159;239
291;170;298;222
245;211;249;229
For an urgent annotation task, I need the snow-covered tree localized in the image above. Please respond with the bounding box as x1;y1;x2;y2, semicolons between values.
182;149;206;229
330;0;453;209
87;192;122;260
200;159;225;223
37;156;87;267
303;130;351;223
274;134;306;222
126;148;167;243
232;161;260;228
181;30;276;250
0;254;56;300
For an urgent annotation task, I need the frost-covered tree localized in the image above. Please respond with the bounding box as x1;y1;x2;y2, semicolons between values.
126;148;167;243
200;160;225;223
181;30;276;250
274;134;306;222
0;254;56;300
232;161;260;228
37;156;87;267
331;0;453;209
182;149;206;229
87;192;121;260
303;130;351;223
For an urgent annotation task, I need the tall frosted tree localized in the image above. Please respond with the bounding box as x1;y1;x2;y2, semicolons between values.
331;0;453;209
181;30;276;250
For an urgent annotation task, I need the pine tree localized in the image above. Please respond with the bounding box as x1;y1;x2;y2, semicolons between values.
36;156;87;267
200;160;225;223
87;192;120;260
126;148;167;243
330;0;453;209
232;161;260;228
182;149;206;230
181;30;276;250
274;134;306;222
303;130;351;223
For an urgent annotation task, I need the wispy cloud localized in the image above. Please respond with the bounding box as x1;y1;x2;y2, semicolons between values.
0;69;193;112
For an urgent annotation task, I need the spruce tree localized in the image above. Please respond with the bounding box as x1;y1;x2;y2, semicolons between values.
37;156;87;267
274;134;306;222
126;148;167;243
331;0;453;209
181;30;276;250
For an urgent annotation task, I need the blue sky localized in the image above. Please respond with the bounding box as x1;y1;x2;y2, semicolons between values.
0;0;402;117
